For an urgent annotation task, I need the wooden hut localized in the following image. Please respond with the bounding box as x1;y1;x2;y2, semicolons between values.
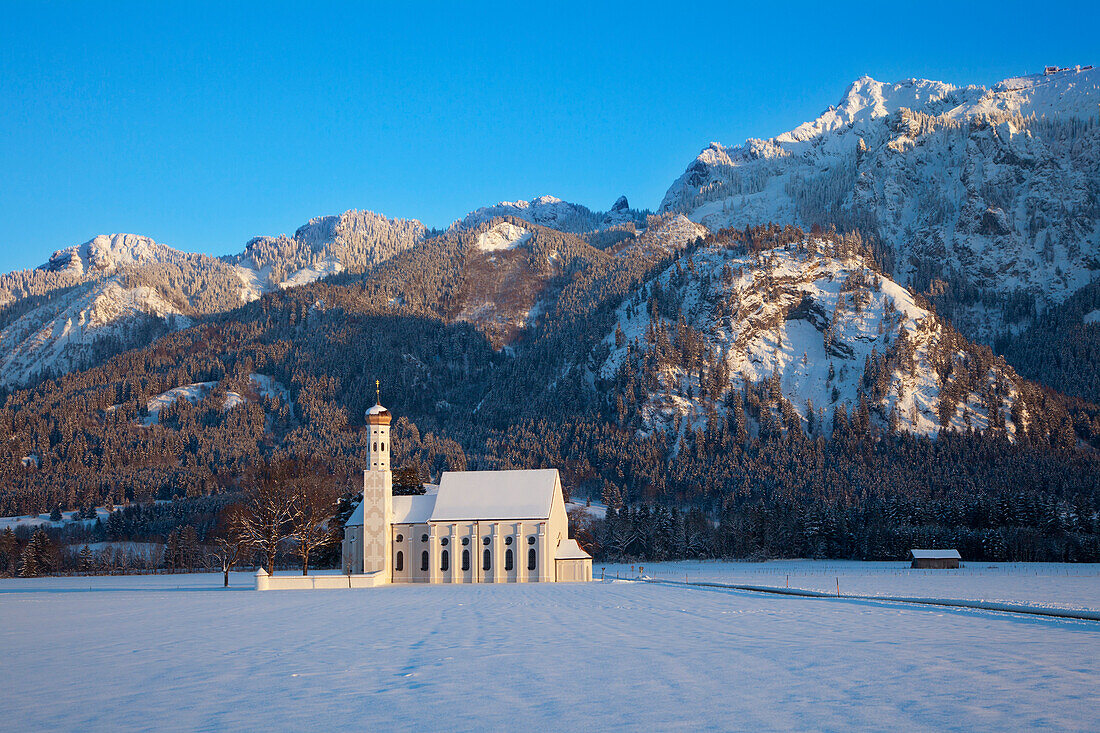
910;549;961;569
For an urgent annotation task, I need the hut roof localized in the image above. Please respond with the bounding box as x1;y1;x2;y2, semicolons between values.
909;549;961;560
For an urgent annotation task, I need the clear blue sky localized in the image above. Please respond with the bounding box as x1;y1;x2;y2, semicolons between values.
1;1;1097;272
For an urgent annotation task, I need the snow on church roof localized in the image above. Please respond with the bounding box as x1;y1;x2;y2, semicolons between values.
366;403;389;416
393;492;437;524
345;488;438;527
429;469;559;521
346;501;364;526
555;538;591;560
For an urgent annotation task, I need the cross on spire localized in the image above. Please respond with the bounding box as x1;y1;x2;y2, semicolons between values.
375;379;381;405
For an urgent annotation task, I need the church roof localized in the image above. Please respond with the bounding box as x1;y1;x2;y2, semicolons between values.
343;470;560;526
366;403;389;416
555;538;591;560
429;469;559;521
345;488;439;527
345;501;364;526
393;492;437;524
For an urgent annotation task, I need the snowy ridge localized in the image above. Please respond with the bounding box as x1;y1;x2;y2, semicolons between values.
599;237;1033;439
42;233;184;277
660;66;1100;342
230;208;427;296
0;278;191;387
475;221;532;252
620;214;707;257
457;194;642;233
0;209;427;387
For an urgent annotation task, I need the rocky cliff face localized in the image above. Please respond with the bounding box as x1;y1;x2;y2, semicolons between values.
597;232;1040;441
456;194;645;233
660;68;1100;344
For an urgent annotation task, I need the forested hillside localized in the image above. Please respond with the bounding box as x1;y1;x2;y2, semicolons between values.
2;67;1099;567
0;210;427;389
2;219;1097;563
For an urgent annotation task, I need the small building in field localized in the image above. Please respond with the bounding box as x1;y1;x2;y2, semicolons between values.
340;401;592;584
910;549;961;569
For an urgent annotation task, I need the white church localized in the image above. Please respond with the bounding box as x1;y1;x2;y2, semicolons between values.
337;401;592;585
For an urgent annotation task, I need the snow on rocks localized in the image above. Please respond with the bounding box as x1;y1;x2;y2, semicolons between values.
277;257;345;289
475;221;532;252
234;262;272;303
660;66;1100;342
458;194;641;234
599;237;1030;439
42;233;182;276
0;278;191;388
143;382;221;425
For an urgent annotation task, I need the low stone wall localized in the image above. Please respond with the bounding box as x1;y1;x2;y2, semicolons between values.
254;569;387;590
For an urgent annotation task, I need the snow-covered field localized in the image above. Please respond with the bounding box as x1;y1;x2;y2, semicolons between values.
603;560;1100;614
2;565;1098;731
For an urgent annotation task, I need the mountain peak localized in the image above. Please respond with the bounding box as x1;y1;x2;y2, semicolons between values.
41;233;179;276
458;195;631;234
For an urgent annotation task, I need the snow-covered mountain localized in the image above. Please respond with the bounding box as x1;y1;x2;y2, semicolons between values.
0;278;192;387
660;66;1100;343
0;210;427;388
456;194;645;233
230;209;428;301
41;233;184;277
452;213;706;349
597;231;1044;441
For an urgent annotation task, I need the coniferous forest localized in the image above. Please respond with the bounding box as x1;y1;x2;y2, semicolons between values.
1;221;1099;574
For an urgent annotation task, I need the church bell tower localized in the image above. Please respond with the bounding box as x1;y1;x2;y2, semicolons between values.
361;380;393;576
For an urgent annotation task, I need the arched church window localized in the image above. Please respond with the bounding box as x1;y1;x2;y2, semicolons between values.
483;549;491;571
527;536;536;545
395;551;403;572
462;549;470;571
373;442;377;451
461;537;470;546
505;549;514;571
441;550;449;572
396;534;403;543
482;536;490;546
440;537;449;547
505;536;513;545
421;534;429;543
528;548;536;571
421;551;429;572
381;443;385;451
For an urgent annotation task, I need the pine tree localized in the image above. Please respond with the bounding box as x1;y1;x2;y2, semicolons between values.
179;525;200;570
0;528;17;576
164;530;180;570
20;529;53;577
78;545;94;573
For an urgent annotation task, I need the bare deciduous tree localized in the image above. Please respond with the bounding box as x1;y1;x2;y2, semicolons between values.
291;474;340;576
210;502;249;587
236;460;304;575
